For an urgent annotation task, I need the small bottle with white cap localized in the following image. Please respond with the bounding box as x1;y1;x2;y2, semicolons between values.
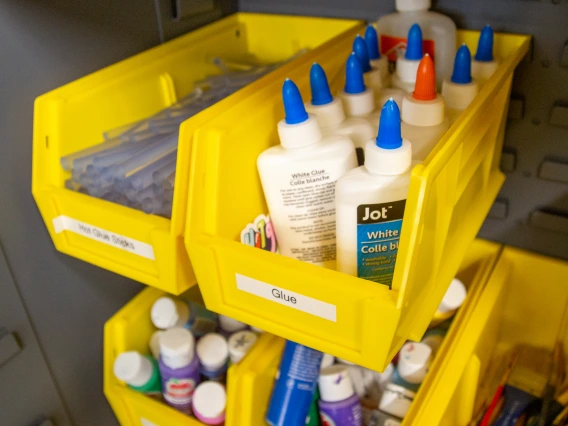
442;44;479;123
318;365;363;426
158;327;200;414
391;24;424;93
305;62;375;166
257;79;357;269
150;296;217;338
430;277;467;327
192;381;227;425
391;341;432;392
472;25;499;85
196;333;229;382
378;383;416;419
228;330;258;364
401;54;450;161
217;314;248;338
113;351;162;396
335;99;413;287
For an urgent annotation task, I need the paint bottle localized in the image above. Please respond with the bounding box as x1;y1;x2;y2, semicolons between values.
420;328;447;358
391;24;424;93
149;330;164;359
364;409;402;426
113;351;162;396
192;381;227;425
258;79;357;269
227;330;258;364
364;25;390;87
196;333;229;382
339;53;381;130
472;25;499;85
336;99;412;287
442;44;479;122
391;341;432;392
430;278;467;327
217;314;248;338
401;54;450;161
151;297;218;338
318;365;363;426
320;353;336;370
379;383;416;419
305;63;375;166
158;327;200;414
266;341;323;426
306;387;322;426
377;0;457;87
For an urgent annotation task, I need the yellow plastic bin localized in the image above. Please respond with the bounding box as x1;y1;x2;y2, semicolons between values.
32;13;362;294
103;285;278;426
184;30;531;369
405;246;568;425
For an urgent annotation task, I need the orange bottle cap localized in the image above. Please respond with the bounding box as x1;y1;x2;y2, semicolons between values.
413;54;437;101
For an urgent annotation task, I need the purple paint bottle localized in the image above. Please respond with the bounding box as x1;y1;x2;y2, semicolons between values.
158;327;201;415
318;365;363;426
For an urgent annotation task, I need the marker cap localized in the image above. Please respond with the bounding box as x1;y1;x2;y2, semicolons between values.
196;333;229;370
159;327;195;369
319;365;355;402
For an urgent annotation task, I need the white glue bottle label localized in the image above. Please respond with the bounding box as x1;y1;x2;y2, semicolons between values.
336;99;412;287
257;79;357;269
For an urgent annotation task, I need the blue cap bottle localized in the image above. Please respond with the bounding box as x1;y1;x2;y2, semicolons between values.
451;44;472;84
475;25;494;62
406;24;424;60
340;53;376;119
353;35;372;73
345;53;367;94
309;63;333;106
364;25;381;60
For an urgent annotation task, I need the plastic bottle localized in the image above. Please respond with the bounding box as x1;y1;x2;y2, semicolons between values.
196;333;229;382
376;0;457;87
320;353;336;370
227;330;258;364
353;35;384;97
318;365;363;426
305;63;375;166
430;278;467;327
339;53;381;130
391;341;432;392
306;387;322;426
401;54;450;161
150;297;218;338
113;351;162;396
217;314;248;338
335;99;412;287
391;24;425;93
149;330;164;359
192;381;226;425
266;341;323;426
379;383;416;419
472;25;499;85
442;44;479;123
258;79;357;269
158;327;201;414
364;25;390;86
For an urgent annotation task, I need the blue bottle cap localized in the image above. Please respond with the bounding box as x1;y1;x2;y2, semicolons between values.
405;23;423;60
451;44;473;84
353;35;372;73
364;25;381;60
282;79;309;125
376;99;403;149
309;63;333;106
475;25;494;62
344;53;367;94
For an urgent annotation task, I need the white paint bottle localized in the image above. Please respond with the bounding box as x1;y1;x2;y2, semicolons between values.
401;54;450;161
257;79;357;269
335;99;412;287
305;62;375;166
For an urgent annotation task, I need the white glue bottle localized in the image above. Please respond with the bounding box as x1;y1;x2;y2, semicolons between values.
472;25;499;85
391;24;424;93
335;99;412;287
442;44;479;123
305;62;375;166
377;0;457;87
339;53;381;130
401;54;450;161
257;79;357;269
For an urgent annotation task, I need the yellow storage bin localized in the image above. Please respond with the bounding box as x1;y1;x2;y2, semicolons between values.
405;246;568;425
184;30;531;369
103;285;279;426
32;13;361;294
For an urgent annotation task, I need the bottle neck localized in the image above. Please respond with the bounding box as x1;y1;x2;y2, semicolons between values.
364;139;412;175
401;93;445;126
339;89;375;117
305;98;346;128
277;115;323;149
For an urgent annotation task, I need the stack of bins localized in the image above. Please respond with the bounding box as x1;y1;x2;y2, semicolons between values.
183;29;531;370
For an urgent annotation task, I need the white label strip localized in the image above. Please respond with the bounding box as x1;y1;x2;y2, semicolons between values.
235;274;337;322
52;215;155;260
